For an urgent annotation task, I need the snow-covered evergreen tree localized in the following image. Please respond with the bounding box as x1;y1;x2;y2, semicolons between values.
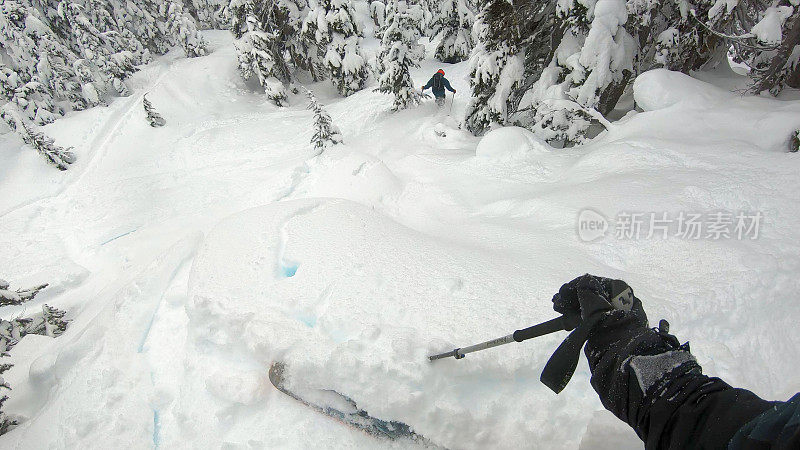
0;361;19;437
233;10;289;105
186;0;228;29
0;279;48;307
375;0;425;110
0;281;67;351
370;0;387;38
0;64;61;125
559;0;635;115
58;1;135;97
142;94;166;127
430;0;474;63
230;0;313;105
306;88;341;153
0;280;67;437
1;105;76;170
463;0;523;134
165;1;208;57
745;8;800;94
1;0;214;126
0;3;66;124
516;0;677;144
303;0;369;96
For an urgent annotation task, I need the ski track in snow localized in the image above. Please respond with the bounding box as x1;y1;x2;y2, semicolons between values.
2;32;800;450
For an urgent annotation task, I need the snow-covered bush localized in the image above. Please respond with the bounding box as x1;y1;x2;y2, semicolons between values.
142;94;166;127
791;129;800;153
430;0;474;63
306;89;342;153
1;106;76;170
303;0;369;96
376;0;425;110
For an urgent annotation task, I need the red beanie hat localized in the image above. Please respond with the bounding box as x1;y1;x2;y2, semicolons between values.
437;69;445;75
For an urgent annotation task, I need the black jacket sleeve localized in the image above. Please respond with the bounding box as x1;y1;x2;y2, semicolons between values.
585;310;799;449
443;78;455;93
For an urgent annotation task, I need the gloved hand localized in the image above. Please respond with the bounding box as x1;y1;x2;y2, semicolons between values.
551;275;699;442
552;274;647;328
541;274;649;393
453;89;457;93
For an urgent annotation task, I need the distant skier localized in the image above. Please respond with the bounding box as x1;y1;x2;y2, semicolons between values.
421;69;456;107
555;274;800;449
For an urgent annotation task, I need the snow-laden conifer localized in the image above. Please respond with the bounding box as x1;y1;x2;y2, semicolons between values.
1;106;76;170
0;286;68;437
234;12;289;105
0;4;65;124
187;0;227;29
0;279;48;307
230;0;313;105
303;0;369;96
431;0;474;63
143;94;166;127
463;0;523;134
306;89;342;153
370;0;387;38
376;0;424;110
0;362;19;436
165;1;208;57
58;2;136;97
1;0;215;125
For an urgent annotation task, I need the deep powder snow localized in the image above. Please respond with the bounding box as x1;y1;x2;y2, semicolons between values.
1;31;800;449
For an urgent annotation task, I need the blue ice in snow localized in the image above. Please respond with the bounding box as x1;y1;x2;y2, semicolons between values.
280;263;298;278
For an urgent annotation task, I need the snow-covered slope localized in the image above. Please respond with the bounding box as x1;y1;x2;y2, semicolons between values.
2;31;800;449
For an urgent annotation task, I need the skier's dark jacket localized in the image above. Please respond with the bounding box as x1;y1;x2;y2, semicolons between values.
423;73;455;98
587;308;800;449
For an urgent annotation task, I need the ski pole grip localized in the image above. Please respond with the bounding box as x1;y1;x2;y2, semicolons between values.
512;314;580;342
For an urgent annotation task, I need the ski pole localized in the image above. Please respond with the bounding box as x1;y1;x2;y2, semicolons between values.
429;281;635;394
428;314;580;361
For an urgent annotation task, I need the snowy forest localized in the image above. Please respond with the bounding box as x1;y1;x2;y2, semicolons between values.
2;0;800;448
5;0;800;166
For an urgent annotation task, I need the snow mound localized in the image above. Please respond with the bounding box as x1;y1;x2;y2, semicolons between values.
304;152;404;207
476;126;551;160
185;198;589;450
633;69;735;111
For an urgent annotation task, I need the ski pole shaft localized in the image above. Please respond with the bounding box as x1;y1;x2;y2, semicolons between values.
428;314;579;361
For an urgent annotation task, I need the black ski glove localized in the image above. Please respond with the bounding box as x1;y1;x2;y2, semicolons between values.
540;274;648;393
552;274;648;329
552;275;699;440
